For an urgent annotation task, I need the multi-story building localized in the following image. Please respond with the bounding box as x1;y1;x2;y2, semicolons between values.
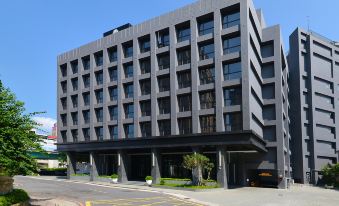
57;0;291;188
288;28;339;184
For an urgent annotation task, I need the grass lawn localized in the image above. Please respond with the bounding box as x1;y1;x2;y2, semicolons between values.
156;183;219;189
0;189;29;206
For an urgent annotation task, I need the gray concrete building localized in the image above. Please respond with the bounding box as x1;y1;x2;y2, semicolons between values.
57;0;291;188
288;28;339;184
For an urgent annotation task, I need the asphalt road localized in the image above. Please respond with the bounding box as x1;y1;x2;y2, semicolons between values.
14;176;205;206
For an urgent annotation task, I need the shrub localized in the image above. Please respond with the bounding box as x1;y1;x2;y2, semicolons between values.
145;176;153;181
160;179;165;185
321;163;339;186
111;174;118;179
0;189;29;206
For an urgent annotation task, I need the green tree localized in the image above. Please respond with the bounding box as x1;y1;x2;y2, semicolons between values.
0;80;43;176
183;153;214;186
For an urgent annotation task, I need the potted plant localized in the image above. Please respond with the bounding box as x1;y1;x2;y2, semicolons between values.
145;176;153;186
111;174;118;184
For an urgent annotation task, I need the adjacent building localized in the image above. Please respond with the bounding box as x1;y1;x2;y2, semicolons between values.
57;0;291;188
288;28;339;184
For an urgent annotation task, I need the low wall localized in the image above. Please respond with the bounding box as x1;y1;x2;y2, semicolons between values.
161;179;217;186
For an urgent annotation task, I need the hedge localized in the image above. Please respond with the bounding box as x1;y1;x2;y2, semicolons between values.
0;189;29;206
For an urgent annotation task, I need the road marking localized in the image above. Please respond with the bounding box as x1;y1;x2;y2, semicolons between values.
85;201;91;206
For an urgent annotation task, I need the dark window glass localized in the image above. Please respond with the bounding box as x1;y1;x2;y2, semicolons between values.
158;54;170;70
71;130;78;142
222;11;240;29
108;47;118;62
224;113;242;131
83;92;90;106
224;87;242;106
124;44;133;58
140;122;152;137
61;114;67;127
158;98;170;114
140;58;151;74
198;18;214;36
261;42;274;58
199;91;215;109
178;118;192;135
124;63;133;78
60;64;67;77
83;75;90;88
124;104;134;119
95;52;103;66
177;48;191;65
108;67;118;82
95;90;103;104
177;71;191;89
61;131;67;142
176;25;191;42
178;95;192;112
223;36;241;54
109;126;118;140
200;115;216;133
71;61;78;74
158;76;170;92
71;78;78;91
95;71;103;85
199;67;215;85
71;112;78;125
223;61;242;80
199;43;214;60
108;87;118;101
71;95;78;108
124;124;134;138
95;127;104;140
82;56;90;70
140;101;151;117
61;81;67;93
109;106;118;121
140;80;151;96
83;128;90;142
83;110;90;124
159;120;171;136
157;29;170;48
139;37;150;53
95;108;103;122
61;97;67;110
124;84;134;98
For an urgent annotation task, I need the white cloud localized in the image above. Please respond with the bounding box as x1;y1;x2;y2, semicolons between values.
32;117;57;135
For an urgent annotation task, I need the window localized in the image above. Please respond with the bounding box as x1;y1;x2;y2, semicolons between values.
83;74;90;88
123;42;133;58
124;63;133;78
95;127;104;140
61;131;67;142
140;122;152;137
158;120;171;136
223;36;241;54
108;47;118;62
200;91;215;109
223;61;241;80
140;101;151;117
262;84;275;99
178;118;192;135
83;110;90;124
124;104;134;119
61;97;67;110
263;105;276;121
109;106;118;121
61;114;67;127
71;60;78;74
200;115;216;133
261;41;274;58
199;42;214;60
222;11;240;29
178;95;191;112
199;66;215;85
124;124;134;138
177;71;191;89
60;64;67;77
158;53;170;70
108;87;118;101
224;87;242;106
176;23;191;42
82;56;90;70
71;78;78;91
95;71;103;85
177;48;191;65
61;81;67;93
95;89;103;104
71;130;78;142
124;83;134;98
262;63;274;78
140;58;151;74
224;113;242;131
158;97;170;114
157;29;170;48
95;108;103;122
140;80;151;95
95;51;103;66
108;67;118;82
109;126;118;140
198;15;214;36
158;76;170;92
83;92;90;106
71;95;78;108
139;36;150;53
71;112;78;125
83;128;90;142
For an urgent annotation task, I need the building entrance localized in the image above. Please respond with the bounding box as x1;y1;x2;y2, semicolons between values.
129;154;151;181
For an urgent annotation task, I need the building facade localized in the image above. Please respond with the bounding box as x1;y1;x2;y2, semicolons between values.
288;28;339;184
57;0;291;188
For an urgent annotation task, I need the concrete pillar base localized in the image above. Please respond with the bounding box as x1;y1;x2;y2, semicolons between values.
217;146;228;189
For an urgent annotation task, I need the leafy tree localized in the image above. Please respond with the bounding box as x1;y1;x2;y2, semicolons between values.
183;153;214;186
321;163;339;186
0;80;43;176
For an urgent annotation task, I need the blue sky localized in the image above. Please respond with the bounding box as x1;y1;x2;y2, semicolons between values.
0;0;337;132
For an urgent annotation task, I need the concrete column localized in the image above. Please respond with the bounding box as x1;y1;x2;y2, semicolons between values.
66;152;76;179
151;148;161;184
90;152;98;181
191;147;201;185
117;150;128;182
216;146;228;189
